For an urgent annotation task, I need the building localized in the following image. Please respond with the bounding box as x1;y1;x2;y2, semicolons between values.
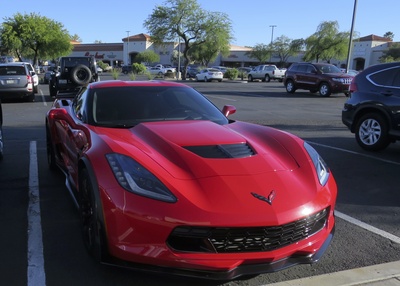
69;33;394;71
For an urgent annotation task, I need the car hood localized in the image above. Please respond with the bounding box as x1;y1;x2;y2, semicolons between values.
95;120;301;180
92;121;331;220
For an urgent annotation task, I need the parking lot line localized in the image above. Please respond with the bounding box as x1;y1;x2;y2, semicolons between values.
27;141;46;286
336;211;400;244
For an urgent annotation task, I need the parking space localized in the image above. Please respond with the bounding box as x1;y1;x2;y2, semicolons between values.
0;79;399;286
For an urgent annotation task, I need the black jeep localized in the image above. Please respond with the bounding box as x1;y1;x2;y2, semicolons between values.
49;56;99;97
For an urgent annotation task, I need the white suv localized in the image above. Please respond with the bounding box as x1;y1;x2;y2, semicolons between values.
22;62;39;93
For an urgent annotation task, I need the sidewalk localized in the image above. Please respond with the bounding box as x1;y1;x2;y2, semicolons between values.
269;260;400;286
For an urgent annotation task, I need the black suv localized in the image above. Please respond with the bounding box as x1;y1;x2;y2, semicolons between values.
284;62;353;97
342;62;400;151
49;56;99;97
0;99;3;159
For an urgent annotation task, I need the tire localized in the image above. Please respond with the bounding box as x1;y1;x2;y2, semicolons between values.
355;113;390;151
49;82;58;97
319;82;331;97
26;92;35;102
0;127;3;160
248;75;253;82
264;74;271;82
79;168;106;261
285;79;296;93
70;65;92;85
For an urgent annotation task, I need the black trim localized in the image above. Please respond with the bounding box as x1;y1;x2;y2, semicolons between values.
101;226;335;281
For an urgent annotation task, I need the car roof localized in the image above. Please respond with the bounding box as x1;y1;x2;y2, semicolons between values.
87;80;191;90
0;62;28;67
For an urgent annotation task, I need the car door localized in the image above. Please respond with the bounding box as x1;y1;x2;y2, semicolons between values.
370;66;400;126
52;95;90;187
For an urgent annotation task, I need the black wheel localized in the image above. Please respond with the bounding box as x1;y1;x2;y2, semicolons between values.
248;75;253;82
355;113;390;151
70;65;92;85
319;82;331;97
285;79;296;93
49;82;58;97
264;74;271;82
46;126;57;170
26;92;35;102
79;168;106;261
0;127;3;160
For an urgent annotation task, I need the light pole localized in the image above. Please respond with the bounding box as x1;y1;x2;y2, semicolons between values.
346;0;357;72
126;30;130;65
269;25;277;63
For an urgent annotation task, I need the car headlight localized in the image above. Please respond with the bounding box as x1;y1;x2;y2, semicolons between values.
332;77;345;83
304;142;330;186
106;153;177;203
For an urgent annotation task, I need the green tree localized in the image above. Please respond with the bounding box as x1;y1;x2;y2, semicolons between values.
380;42;400;62
0;13;72;65
134;50;160;64
246;43;270;63
303;21;350;63
144;0;233;80
383;31;395;41
271;36;304;67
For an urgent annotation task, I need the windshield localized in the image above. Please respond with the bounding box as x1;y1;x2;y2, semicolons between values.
317;65;342;74
91;86;229;127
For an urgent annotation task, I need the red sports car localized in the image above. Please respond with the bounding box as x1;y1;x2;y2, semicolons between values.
46;80;337;280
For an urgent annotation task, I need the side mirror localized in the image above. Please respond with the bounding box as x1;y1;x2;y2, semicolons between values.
222;105;236;117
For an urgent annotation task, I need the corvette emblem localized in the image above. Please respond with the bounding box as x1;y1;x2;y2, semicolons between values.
251;190;276;205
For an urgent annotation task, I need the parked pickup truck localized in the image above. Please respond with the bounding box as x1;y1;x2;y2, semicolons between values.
153;64;176;74
247;65;286;82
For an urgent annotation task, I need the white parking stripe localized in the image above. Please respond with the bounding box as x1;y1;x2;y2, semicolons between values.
27;141;46;286
336;211;400;244
309;141;400;166
308;141;400;244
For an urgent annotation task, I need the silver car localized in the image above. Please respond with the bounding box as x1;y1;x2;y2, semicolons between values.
0;63;35;101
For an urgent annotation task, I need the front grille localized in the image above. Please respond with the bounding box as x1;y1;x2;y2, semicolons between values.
184;143;255;158
343;78;353;84
167;208;328;253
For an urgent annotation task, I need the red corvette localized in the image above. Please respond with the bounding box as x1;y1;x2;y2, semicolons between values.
46;80;337;280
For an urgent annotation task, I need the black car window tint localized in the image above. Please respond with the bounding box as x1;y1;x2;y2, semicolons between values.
390;68;400;87
297;65;307;73
0;66;26;75
369;68;396;86
306;65;315;73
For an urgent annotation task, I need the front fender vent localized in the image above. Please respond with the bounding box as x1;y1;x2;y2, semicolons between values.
184;143;255;158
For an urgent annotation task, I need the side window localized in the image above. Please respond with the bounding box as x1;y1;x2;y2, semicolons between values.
297;65;308;73
73;88;88;121
306;65;316;73
369;67;399;87
392;69;400;87
289;64;298;72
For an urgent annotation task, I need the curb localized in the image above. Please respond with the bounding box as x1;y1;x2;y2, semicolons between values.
268;261;400;286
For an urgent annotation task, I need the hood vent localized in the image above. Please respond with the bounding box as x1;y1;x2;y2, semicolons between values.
184;143;255;158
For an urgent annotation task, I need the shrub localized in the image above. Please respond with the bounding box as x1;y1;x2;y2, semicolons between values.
224;68;239;80
131;63;147;74
111;68;120;79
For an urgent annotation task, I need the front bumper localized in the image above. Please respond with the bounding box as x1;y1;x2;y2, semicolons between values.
102;226;335;280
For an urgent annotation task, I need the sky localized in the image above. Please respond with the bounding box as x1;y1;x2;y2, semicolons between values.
1;0;399;46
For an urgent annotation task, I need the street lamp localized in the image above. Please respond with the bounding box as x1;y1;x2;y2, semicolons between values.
346;0;358;73
126;30;130;65
269;25;277;63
